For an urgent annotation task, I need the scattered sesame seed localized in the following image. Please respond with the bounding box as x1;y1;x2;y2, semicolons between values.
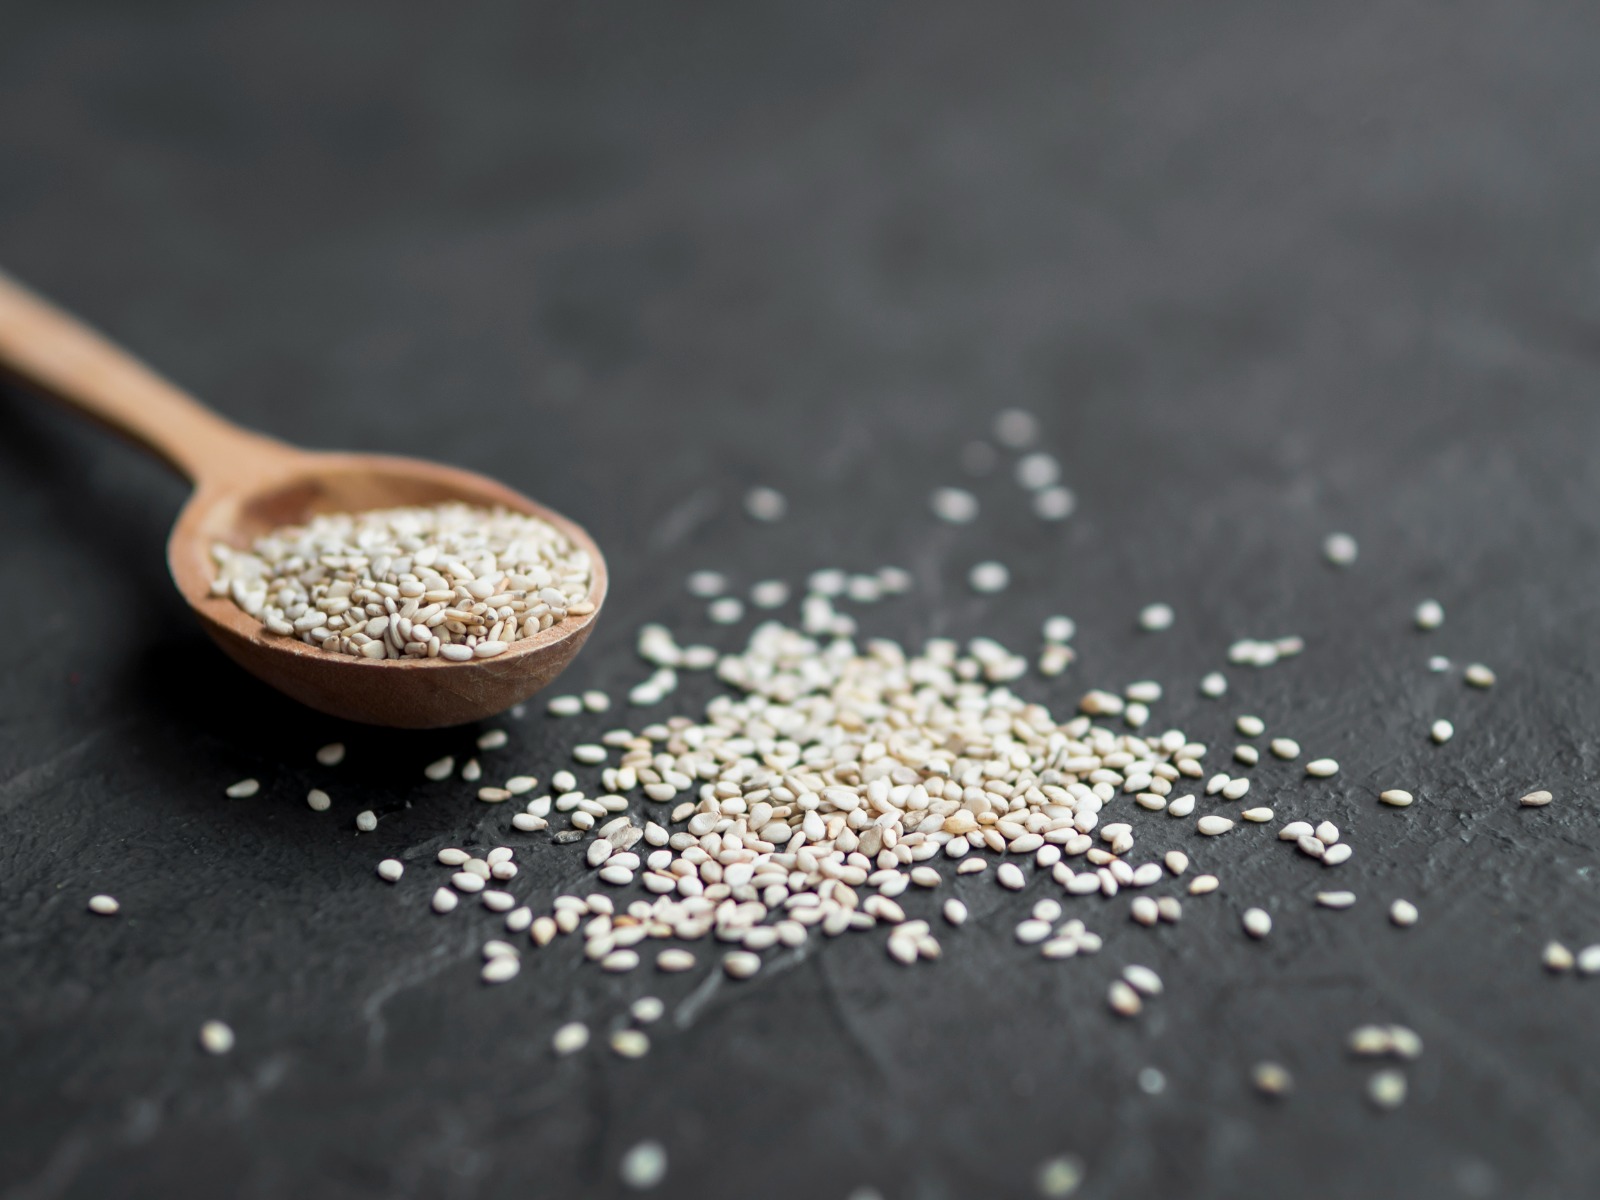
1198;815;1234;836
1035;1155;1084;1198
87;894;119;915
355;810;377;832
1252;1062;1293;1097
943;899;969;927
1137;1067;1167;1095
424;756;455;781
1243;908;1272;938
1428;655;1451;672
431;888;458;914
997;863;1026;890
1390;900;1419;927
1414;600;1444;630
1520;790;1553;807
969;561;1010;594
1236;715;1265;737
1464;663;1496;688
1123;965;1163;996
723;951;762;979
1188;875;1219;895
630;996;665;1024
461;759;482;782
1323;532;1358;566
1270;738;1300;759
315;742;345;767
686;570;726;598
477;729;508;751
1167;794;1196;818
552;1021;589;1055
1138;603;1174;632
1241;807;1274;823
547;695;584;716
744;487;787;522
1430;719;1454;744
619;1140;668;1190
1043;615;1076;643
198;1020;235;1055
1368;1069;1407;1110
225;778;259;799
1235;744;1260;766
1108;980;1142;1016
1316;891;1357;909
994;408;1039;448
708;597;744;624
657;949;695;972
1306;758;1339;778
1545;941;1575;972
750;580;790;609
481;956;520;984
376;859;403;883
306;788;331;811
1200;672;1228;697
1034;487;1076;520
1015;452;1060;491
1578;946;1600;975
1379;790;1414;807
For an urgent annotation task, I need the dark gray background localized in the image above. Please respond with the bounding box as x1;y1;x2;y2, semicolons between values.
4;2;1600;1197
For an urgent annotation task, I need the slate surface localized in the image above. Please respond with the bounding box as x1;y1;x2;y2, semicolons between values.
4;3;1600;1198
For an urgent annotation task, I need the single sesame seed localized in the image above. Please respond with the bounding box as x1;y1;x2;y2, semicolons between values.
1166;794;1196;818
1241;807;1274;823
601;949;640;973
1430;719;1454;744
376;859;403;883
1243;908;1272;938
750;580;790;609
1035;1155;1085;1198
1306;758;1339;777
1316;891;1357;909
630;996;666;1024
1198;816;1234;836
686;570;726;598
1042;615;1076;643
1034;487;1076;520
997;863;1026;890
1279;821;1314;841
656;948;695;972
462;759;481;782
1390;899;1419;927
87;894;119;915
993;408;1039;448
1123;965;1163;996
708;597;744;624
424;756;455;781
1368;1069;1407;1110
1126;680;1162;703
1165;851;1189;875
355;810;377;832
1252;1062;1293;1097
1414;599;1444;630
1188;874;1219;895
1577;945;1600;975
306;788;331;811
1270;738;1300;760
1520;789;1553;807
723;950;762;979
1200;672;1228;698
547;694;584;716
476;729;508;751
315;742;345;767
1138;603;1174;632
1222;778;1251;800
1429;655;1451;672
1379;789;1414;807
1235;744;1260;766
1464;662;1496;688
944;899;969;926
1315;821;1340;844
225;778;259;799
910;866;941;888
431;888;458;914
619;1140;668;1190
437;848;468;866
1545;941;1575;972
1108;980;1142;1016
1322;843;1353;867
744;487;787;522
1323;532;1358;566
198;1020;235;1055
969;561;1010;594
552;1021;589;1055
1236;715;1265;737
1015;452;1060;491
573;744;607;764
1130;898;1159;926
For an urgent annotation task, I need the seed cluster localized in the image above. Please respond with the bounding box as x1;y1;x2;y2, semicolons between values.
210;503;593;660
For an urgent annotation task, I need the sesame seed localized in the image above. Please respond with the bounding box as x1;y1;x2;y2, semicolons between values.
1188;875;1219;895
552;1022;589;1055
1520;790;1553;807
1270;738;1300;759
969;561;1010;594
1035;1155;1085;1197
1429;655;1451;672
315;742;345;767
306;788;331;811
1236;715;1265;737
723;951;762;979
87;894;119;915
1033;487;1076;520
1379;790;1414;807
1279;821;1314;841
1198;816;1234;836
1315;821;1339;844
1015;452;1060;491
424;756;455;781
481;956;520;984
463;761;480;782
1578;946;1600;975
1252;1062;1293;1097
619;1140;668;1190
1306;758;1339;777
1545;941;1575;972
1322;843;1353;866
355;810;377;832
1166;795;1196;818
1323;532;1358;566
1234;744;1260;766
686;570;726;598
225;778;259;799
1123;965;1163;996
708;597;744;624
994;408;1039;448
573;744;607;764
431;888;458;914
1138;603;1174;632
376;859;403;883
601;949;640;973
477;729;508;751
198;1020;235;1055
1042;616;1076;643
744;487;787;522
910;866;941;888
1430;719;1454;744
1390;899;1419;926
1165;851;1189;875
944;899;969;926
1241;807;1274;823
1108;980;1142;1016
547;695;583;716
1200;672;1228;697
630;996;666;1024
1221;778;1251;801
1465;663;1496;688
1414;600;1444;630
997;863;1026;890
1316;891;1357;909
1130;898;1159;926
1368;1069;1406;1110
1243;908;1272;938
750;580;790;609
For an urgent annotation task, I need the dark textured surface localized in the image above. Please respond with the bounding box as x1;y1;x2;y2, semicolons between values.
5;3;1600;1198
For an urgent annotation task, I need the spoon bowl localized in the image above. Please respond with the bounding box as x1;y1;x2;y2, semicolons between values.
0;270;606;728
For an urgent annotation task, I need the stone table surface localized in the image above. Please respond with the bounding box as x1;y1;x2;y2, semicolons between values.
4;3;1600;1198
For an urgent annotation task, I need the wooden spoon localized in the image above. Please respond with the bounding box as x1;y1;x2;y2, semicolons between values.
0;270;606;728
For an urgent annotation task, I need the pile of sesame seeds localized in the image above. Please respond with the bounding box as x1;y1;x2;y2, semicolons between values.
210;502;593;660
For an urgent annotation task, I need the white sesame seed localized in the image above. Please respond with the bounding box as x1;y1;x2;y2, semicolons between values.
657;949;695;972
478;787;511;803
505;907;533;932
1270;738;1300;759
1379;790;1414;807
1279;821;1314;841
1465;663;1496;688
708;597;744;625
1200;672;1228;698
1138;603;1174;632
910;866;942;888
1126;680;1162;703
1316;891;1357;909
1035;1155;1085;1198
552;1022;589;1055
1241;807;1274;823
437;848;468;866
573;744;607;764
1368;1069;1406;1110
749;580;790;610
432;888;458;913
1390;899;1418;927
1322;843;1353;867
547;695;584;716
602;949;641;973
87;894;119;915
994;408;1039;448
723;951;761;979
1317;823;1340;845
1165;851;1189;876
1323;532;1358;566
1123;965;1163;996
686;570;726;598
225;778;259;799
198;1020;234;1055
943;899;969;927
1016;919;1054;944
1578;946;1600;975
475;729;506;752
1429;655;1452;672
377;859;403;883
1520;789;1553;807
969;561;1010;594
1188;875;1219;895
1252;1062;1293;1097
1042;615;1076;643
1234;744;1259;766
619;1140;668;1190
744;487;787;522
997;862;1026;890
1198;816;1234;836
1545;941;1574;971
629;997;666;1025
424;756;455;781
1414;599;1444;630
1033;486;1076;521
1166;794;1196;818
306;788;331;811
1015;452;1059;491
1108;980;1142;1016
316;742;345;767
1306;758;1339;777
1243;908;1272;938
1236;715;1265;737
355;810;377;832
1430;719;1454;744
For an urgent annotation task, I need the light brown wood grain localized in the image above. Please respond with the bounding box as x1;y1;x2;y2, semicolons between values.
0;270;606;727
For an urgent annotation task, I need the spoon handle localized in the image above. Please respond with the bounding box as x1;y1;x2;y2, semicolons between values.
0;270;290;486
